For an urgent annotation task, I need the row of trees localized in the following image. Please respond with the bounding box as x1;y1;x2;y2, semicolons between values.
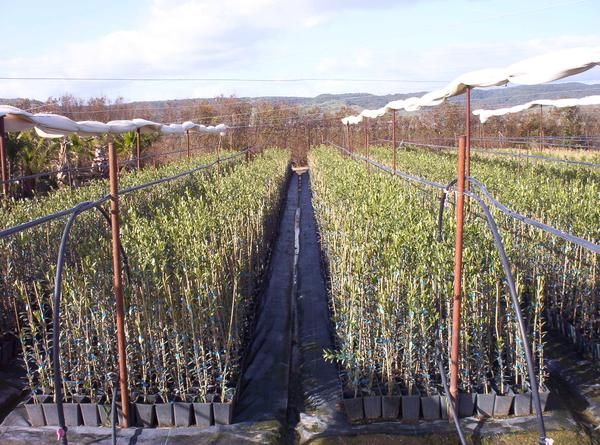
3;95;599;198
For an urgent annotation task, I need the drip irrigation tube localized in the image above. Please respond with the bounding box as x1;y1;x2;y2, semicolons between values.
51;201;134;445
437;180;549;445
0;149;249;239
328;141;600;254
399;141;600;168
20;149;249;444
435;341;467;445
329;141;574;444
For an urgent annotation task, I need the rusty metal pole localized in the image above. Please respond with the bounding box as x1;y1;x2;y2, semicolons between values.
539;104;544;151
449;135;466;415
392;109;397;174
346;123;350;151
364;118;369;171
217;133;222;175
186;130;191;159
136;128;141;170
0;117;7;197
465;87;471;189
108;142;130;428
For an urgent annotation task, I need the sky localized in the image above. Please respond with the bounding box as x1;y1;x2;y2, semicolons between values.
0;0;598;102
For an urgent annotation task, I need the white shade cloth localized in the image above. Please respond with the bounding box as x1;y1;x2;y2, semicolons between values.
473;95;600;123
342;46;600;125
0;105;228;138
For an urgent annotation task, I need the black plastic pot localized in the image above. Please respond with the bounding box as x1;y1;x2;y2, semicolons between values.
98;402;135;427
98;404;112;426
476;392;495;418
343;398;364;422
538;385;550;413
193;402;213;427
511;389;531;416
155;403;174;427
493;392;513;417
458;393;475;418
440;395;449;420
134;403;156;427
382;396;400;419
80;403;100;426
363;396;382;420
174;402;192;427
421;395;440;420
63;403;82;426
401;393;420;421
25;397;47;427
213;402;233;425
42;403;59;426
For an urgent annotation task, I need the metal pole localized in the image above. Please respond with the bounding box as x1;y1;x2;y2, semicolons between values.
392;110;397;173
465;87;471;189
108;142;130;428
364;118;369;171
217;134;222;175
539;105;544;151
186;130;191;159
347;123;352;154
0;117;7;197
136;128;141;170
449;135;466;414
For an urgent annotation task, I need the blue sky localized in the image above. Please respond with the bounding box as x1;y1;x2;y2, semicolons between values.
0;0;598;101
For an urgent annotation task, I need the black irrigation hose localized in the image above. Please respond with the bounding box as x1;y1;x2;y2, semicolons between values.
119;151;243;195
436;180;549;444
435;340;467;445
402;141;600;168
52;202;96;445
111;375;118;445
328;141;600;254
465;177;600;254
467;184;548;445
0;149;249;239
50;200;138;445
41;151;250;444
331;142;555;443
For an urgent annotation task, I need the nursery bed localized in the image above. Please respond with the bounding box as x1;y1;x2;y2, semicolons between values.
0;168;596;444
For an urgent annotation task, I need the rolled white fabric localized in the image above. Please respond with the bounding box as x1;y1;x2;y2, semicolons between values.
473;95;600;123
342;46;600;125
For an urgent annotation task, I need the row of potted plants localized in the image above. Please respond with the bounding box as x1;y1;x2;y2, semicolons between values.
25;394;233;428
342;387;550;423
310;147;559;420
2;150;290;430
546;309;600;361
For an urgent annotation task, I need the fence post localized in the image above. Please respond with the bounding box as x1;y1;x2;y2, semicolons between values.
465;87;471;191
346;123;351;153
364;118;369;171
539;104;544;151
108;141;130;428
0;117;7;197
450;135;466;416
392;109;397;174
136;128;141;170
186;130;191;159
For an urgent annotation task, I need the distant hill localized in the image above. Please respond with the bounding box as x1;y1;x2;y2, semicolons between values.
2;82;599;116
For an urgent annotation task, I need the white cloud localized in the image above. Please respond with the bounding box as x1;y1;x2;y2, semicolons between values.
0;0;598;101
310;35;600;97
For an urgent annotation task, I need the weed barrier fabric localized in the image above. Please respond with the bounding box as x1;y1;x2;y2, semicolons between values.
295;171;344;420
234;173;297;423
